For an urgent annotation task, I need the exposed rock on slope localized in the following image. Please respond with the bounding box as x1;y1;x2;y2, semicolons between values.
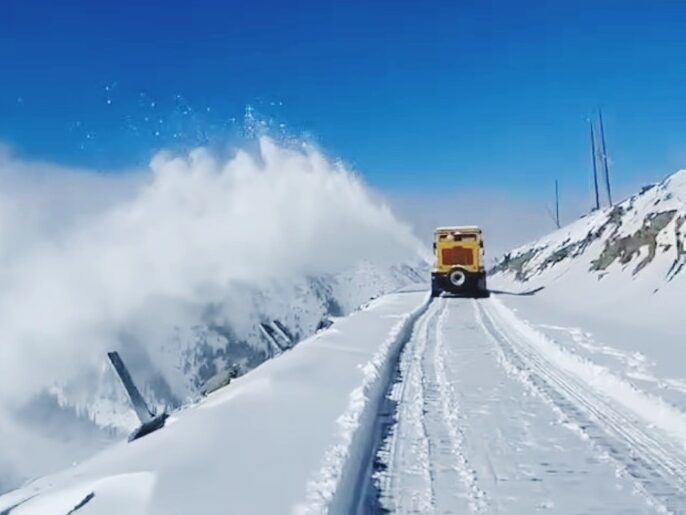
491;170;686;286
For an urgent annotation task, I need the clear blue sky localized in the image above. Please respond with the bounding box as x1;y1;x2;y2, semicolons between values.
2;0;686;200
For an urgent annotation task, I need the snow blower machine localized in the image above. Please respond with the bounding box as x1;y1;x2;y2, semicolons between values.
431;226;489;298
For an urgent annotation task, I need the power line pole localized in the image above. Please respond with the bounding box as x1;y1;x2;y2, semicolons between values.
589;119;600;211
555;179;561;229
598;109;613;205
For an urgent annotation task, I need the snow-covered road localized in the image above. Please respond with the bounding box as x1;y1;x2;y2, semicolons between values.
373;297;686;514
3;291;686;515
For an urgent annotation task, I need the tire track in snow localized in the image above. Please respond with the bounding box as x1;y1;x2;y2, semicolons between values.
477;298;686;514
377;298;487;514
377;301;440;514
429;299;488;512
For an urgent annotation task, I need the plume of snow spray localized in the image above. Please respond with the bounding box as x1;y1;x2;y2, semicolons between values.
0;137;424;409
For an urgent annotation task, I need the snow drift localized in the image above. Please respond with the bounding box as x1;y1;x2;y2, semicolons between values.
0;137;425;492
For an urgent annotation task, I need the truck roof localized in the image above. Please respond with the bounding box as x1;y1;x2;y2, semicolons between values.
434;226;481;233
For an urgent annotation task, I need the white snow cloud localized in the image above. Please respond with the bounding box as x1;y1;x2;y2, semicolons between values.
0;138;423;407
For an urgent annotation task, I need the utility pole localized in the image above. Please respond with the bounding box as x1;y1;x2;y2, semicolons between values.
555;179;561;229
589;119;600;211
598;109;613;205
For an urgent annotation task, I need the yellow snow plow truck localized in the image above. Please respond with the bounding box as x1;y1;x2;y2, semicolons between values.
431;226;489;298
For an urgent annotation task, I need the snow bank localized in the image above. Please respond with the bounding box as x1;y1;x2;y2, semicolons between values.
0;291;428;515
298;293;430;515
8;472;155;515
487;297;686;446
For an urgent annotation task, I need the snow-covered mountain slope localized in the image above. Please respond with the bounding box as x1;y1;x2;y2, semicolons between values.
0;138;427;495
0;291;430;515
490;169;686;326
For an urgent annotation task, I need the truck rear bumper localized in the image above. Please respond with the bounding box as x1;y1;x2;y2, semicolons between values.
431;270;489;298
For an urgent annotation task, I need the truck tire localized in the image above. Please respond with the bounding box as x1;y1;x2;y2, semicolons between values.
449;268;467;288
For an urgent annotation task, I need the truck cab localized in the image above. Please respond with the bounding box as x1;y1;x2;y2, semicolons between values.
431;226;488;297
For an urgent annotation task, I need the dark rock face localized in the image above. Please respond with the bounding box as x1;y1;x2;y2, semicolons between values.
538;227;605;274
489;248;542;281
667;215;686;281
591;210;677;275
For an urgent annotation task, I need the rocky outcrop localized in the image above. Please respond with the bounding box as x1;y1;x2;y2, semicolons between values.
490;170;686;284
591;210;677;275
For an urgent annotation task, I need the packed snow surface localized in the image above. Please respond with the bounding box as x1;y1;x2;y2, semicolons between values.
375;297;686;514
